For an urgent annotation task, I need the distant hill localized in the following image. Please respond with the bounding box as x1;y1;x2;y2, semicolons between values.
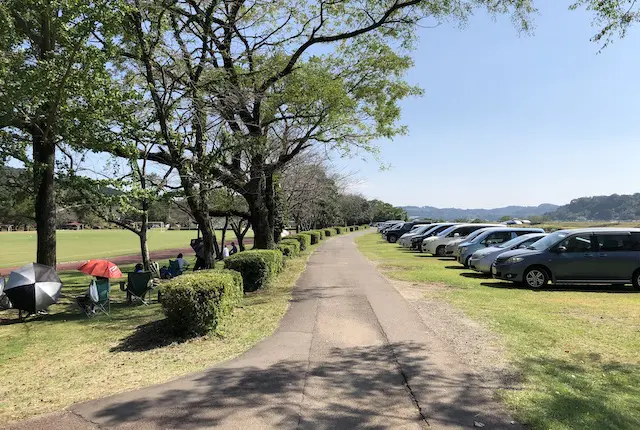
546;194;640;221
402;204;559;221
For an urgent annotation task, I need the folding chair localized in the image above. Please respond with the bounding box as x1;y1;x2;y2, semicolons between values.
123;272;154;305
77;279;111;317
168;260;183;277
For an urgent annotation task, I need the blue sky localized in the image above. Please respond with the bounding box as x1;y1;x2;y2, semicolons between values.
338;2;640;209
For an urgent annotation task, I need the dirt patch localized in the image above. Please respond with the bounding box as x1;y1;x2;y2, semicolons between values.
388;278;520;390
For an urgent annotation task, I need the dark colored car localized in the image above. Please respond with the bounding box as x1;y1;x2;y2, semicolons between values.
410;223;459;250
384;221;432;243
492;228;640;289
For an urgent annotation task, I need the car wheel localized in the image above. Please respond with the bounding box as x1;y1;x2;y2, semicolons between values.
632;270;640;291
523;267;549;289
435;246;446;257
388;234;397;243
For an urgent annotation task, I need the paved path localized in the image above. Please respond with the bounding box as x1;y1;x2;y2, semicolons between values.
8;233;517;429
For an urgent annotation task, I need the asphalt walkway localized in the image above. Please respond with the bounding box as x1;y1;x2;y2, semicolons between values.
9;233;517;429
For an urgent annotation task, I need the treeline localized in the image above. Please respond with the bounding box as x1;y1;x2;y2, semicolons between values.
546;194;640;221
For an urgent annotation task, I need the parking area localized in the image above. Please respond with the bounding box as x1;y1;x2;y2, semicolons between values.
356;232;640;430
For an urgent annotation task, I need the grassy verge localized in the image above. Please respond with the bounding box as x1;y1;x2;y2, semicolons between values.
0;243;316;423
356;233;640;430
0;229;254;268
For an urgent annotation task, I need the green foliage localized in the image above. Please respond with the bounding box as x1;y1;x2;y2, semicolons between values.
324;229;333;237
290;233;312;251
315;230;326;239
308;231;321;244
161;270;243;337
224;250;284;292
281;238;301;255
571;0;640;49
278;243;298;258
548;193;640;221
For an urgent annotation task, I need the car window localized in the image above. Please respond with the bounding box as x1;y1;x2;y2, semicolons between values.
559;234;594;253
518;236;544;248
595;234;639;252
484;231;513;245
529;231;568;250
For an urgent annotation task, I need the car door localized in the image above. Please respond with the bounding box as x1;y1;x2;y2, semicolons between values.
547;233;597;281
482;231;515;248
592;233;640;281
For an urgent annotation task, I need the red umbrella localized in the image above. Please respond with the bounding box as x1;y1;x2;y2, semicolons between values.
78;259;123;279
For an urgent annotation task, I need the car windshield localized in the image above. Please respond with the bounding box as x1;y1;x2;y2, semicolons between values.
411;225;430;234
466;228;498;243
497;235;531;249
437;225;459;237
527;231;567;250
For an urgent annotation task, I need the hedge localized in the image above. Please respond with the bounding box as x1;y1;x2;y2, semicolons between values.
308;231;321;244
280;238;301;255
278;242;298;258
290;233;311;251
224;250;284;292
161;269;243;337
313;229;325;240
324;228;333;237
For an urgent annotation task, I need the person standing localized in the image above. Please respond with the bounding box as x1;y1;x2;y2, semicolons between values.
222;244;230;259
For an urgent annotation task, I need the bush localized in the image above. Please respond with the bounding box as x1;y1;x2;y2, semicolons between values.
290;233;311;251
161;269;243;337
224;250;284;292
308;230;321;244
313;229;325;240
280;238;301;255
349;226;354;232
324;229;333;237
355;226;359;231
334;227;342;235
278;243;297;258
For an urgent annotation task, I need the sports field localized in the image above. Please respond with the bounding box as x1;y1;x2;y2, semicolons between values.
0;229;251;268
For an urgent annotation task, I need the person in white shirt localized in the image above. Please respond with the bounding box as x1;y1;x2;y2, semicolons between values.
222;245;230;259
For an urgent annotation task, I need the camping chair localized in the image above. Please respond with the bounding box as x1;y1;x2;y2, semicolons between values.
122;272;154;305
168;260;183;277
77;278;111;317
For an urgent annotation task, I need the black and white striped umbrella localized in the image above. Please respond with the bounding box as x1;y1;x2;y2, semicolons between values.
4;263;63;313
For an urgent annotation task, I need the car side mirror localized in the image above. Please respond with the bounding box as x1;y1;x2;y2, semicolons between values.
555;246;567;253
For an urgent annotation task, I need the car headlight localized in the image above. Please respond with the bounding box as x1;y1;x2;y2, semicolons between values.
506;256;524;264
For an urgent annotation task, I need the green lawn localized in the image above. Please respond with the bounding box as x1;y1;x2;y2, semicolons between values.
0;229;252;268
0;241;314;423
356;233;640;430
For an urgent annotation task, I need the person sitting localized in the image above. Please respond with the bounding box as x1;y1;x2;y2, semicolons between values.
230;242;238;255
176;253;189;271
134;263;144;273
77;276;108;314
160;265;172;280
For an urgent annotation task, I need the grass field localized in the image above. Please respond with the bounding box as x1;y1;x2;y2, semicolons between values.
356;233;640;430
0;229;252;268
0;241;314;423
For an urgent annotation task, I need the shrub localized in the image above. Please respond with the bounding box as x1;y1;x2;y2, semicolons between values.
224;250;284;292
278;243;297;258
308;230;321;244
355;226;359;231
334;227;342;235
290;233;311;251
280;239;301;255
324;229;333;237
313;229;325;240
161;269;243;337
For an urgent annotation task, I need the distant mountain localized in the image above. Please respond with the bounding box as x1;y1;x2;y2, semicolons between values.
546;194;640;221
402;204;559;221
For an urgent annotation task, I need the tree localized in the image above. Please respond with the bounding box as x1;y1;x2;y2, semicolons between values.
369;200;407;223
571;0;640;48
0;165;34;228
499;216;512;222
0;1;128;266
118;0;534;253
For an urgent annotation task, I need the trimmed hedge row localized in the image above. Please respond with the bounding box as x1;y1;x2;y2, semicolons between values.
224;250;284;292
324;228;333;237
289;233;311;251
280;238;301;256
162;269;244;337
308;231;321;244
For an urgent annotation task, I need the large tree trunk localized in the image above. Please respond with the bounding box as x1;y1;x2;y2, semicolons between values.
139;205;150;271
33;130;57;267
197;216;216;269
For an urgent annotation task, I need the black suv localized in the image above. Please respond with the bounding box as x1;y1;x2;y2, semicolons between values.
385;221;432;243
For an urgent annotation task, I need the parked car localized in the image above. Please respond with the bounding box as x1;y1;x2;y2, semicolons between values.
385;221;433;243
469;233;547;274
412;223;459;251
379;221;404;235
444;227;502;257
398;224;435;247
457;227;545;267
378;220;404;232
422;224;502;256
491;228;640;289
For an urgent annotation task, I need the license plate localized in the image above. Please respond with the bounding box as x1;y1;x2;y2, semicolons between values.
491;266;497;275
